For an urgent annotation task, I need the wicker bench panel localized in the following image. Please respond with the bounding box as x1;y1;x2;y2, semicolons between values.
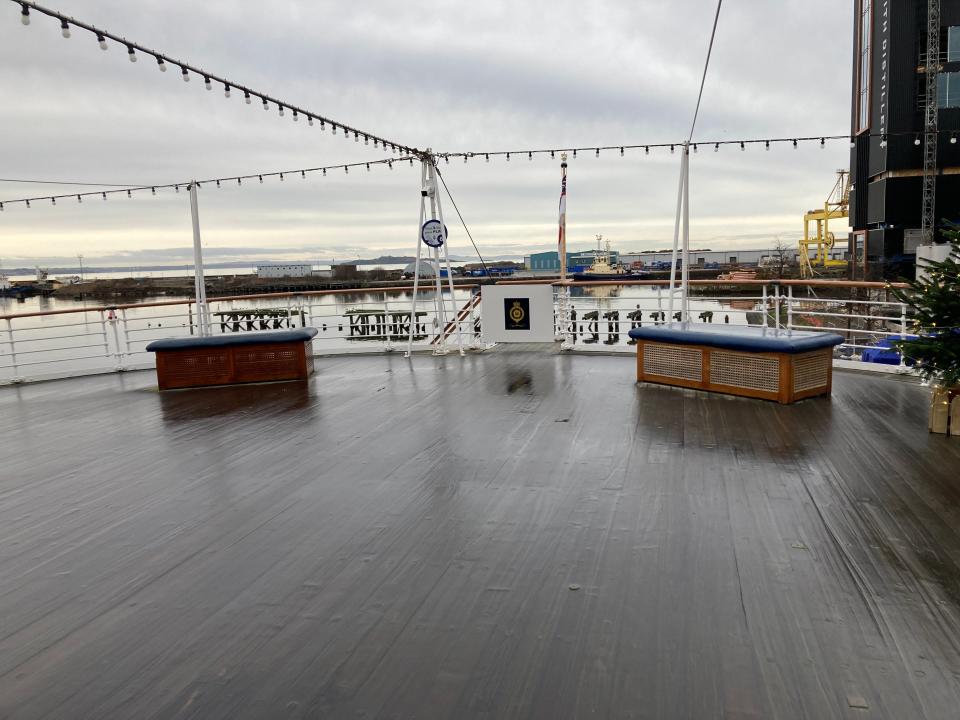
709;351;780;393
643;343;703;382
793;351;829;392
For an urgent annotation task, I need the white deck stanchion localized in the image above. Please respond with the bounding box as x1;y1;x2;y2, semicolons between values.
188;181;211;337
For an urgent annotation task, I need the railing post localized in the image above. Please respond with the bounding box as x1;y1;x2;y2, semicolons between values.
120;308;132;358
384;295;393;351
99;310;111;364
786;285;794;333
108;309;123;369
5;318;19;382
899;300;908;368
761;284;768;328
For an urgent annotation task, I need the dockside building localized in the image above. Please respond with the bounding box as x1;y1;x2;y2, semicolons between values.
849;0;960;277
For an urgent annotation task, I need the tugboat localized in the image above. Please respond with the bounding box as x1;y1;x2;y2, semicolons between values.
572;235;647;281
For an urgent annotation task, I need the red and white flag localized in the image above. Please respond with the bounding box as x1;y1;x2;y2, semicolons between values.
558;159;568;278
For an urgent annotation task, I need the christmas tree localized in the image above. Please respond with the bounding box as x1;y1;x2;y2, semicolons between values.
891;229;960;387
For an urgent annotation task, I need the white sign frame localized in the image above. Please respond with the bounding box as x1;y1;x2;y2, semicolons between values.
481;284;556;344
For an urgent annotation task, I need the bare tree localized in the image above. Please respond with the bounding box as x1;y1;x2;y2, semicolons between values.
771;237;791;279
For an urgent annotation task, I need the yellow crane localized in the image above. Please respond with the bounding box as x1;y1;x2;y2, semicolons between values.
800;169;850;278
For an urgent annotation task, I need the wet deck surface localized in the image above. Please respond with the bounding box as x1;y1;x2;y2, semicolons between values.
2;352;960;719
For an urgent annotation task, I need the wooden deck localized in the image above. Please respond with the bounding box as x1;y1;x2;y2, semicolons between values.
1;353;960;719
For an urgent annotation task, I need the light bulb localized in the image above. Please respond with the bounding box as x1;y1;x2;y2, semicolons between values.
262;98;268;110
595;148;600;157
244;91;251;104
952;135;958;145
765;141;770;151
740;142;745;151
157;57;166;72
332;125;337;135
128;46;137;62
644;146;649;154
308;116;314;126
820;138;825;149
20;4;29;25
366;163;371;171
181;68;190;82
485;154;489;162
293;111;299;122
344;166;349;174
278;106;284;116
914;136;921;146
97;34;107;50
61;20;70;38
365;136;369;145
714;143;719;152
507;153;511;161
354;132;359;142
792;140;798;149
670;145;675;154
224;85;231;98
693;144;698;153
204;77;212;90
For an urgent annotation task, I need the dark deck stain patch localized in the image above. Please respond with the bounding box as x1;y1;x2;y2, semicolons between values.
1;353;960;719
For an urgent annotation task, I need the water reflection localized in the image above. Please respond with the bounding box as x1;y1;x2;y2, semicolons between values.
158;379;314;423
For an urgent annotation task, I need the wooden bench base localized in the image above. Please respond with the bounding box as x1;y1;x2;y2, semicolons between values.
636;340;833;404
154;340;314;390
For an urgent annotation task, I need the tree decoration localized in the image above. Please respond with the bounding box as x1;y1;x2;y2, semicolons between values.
891;228;960;387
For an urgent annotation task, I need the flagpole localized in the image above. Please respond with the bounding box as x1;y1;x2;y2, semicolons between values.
559;153;568;282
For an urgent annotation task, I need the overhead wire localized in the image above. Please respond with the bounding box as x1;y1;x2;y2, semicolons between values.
688;0;723;141
0;178;146;187
432;162;489;277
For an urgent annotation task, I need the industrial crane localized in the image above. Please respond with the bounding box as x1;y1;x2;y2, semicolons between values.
799;169;850;278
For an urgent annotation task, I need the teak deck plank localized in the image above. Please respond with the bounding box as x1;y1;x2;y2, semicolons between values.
1;353;960;719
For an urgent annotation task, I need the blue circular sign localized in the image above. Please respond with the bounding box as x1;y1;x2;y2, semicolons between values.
421;220;448;248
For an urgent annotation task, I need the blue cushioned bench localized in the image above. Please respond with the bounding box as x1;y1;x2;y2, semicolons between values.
627;325;844;403
147;328;318;390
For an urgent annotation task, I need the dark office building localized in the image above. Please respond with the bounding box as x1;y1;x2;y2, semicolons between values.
849;0;960;277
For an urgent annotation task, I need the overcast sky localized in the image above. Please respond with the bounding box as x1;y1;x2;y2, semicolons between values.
0;0;854;268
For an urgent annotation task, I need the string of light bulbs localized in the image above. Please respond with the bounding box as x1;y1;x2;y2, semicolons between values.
0;156;417;210
435;130;960;163
5;127;957;209
12;0;422;157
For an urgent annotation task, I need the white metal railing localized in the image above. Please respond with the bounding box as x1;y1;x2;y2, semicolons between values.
0;280;918;384
549;279;916;369
0;286;481;383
